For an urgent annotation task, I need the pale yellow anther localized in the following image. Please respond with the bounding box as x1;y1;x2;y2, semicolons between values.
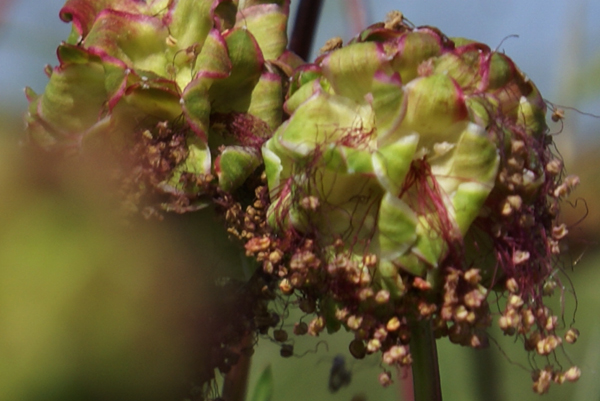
373;327;388;342
553;175;579;198
375;290;390;304
533;369;552;394
308;316;325;336
512;250;530;265
454;305;469;321
382;350;396;365
378;371;393;387
498;316;510;330
386;317;401;332
464;268;481;285
509;294;524;308
543;280;557;296
390;345;408;359
466;311;476;324
464;289;485;308
506;278;519;293
545;159;562;175
507;157;524;170
269;249;283;264
279;278;293;295
511;140;526;155
318;37;343;54
553;372;566;384
300;196;319;210
359;270;372;286
470;334;484;348
536;335;561;355
358;288;374;301
347;315;363;330
166;34;178;46
545;315;558;331
564;366;581;382
565;328;579;344
367;338;381;353
364;253;377;267
552;223;568;240
521;309;535;329
384;10;404;30
335;307;349;321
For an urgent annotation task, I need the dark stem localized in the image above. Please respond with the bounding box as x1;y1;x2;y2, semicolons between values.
410;319;443;401
289;0;324;60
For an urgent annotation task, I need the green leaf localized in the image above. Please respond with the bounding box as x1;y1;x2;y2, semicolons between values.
250;365;273;401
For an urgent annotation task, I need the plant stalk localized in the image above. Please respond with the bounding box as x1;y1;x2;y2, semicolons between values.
289;0;324;60
344;0;369;36
221;332;254;401
409;319;442;401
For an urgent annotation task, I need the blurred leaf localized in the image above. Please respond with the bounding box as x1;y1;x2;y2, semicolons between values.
250;365;274;401
0;137;218;401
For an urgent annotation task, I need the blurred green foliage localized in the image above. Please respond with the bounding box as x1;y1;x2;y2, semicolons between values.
249;365;273;401
0;133;245;400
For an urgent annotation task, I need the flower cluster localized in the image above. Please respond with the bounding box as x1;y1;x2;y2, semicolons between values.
26;4;580;397
25;0;296;213
247;11;580;394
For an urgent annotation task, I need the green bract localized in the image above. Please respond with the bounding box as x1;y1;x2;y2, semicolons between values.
25;0;295;204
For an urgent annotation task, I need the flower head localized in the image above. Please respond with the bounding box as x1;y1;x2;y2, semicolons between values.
25;0;296;211
251;12;579;393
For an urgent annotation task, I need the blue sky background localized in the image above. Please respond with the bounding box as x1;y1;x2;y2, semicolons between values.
1;0;598;148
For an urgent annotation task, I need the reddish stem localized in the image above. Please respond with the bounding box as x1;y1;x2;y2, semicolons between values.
345;0;369;36
221;333;254;401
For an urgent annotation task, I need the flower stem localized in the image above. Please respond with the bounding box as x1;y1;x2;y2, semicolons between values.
409;319;443;401
221;332;254;401
344;0;370;36
289;0;324;60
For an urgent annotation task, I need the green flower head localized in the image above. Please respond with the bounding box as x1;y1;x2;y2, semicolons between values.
254;12;579;393
25;0;296;211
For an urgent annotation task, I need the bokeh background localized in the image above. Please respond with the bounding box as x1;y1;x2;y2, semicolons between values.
0;0;599;400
